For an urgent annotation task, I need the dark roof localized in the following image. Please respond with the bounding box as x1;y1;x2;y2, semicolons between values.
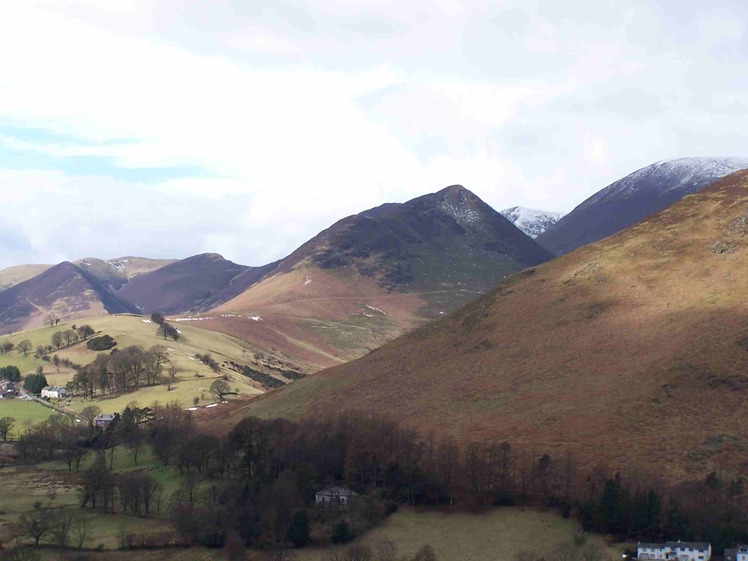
665;542;710;550
317;486;358;497
638;544;665;549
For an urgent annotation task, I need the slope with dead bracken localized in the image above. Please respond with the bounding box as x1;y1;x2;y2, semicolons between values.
201;185;553;372
75;256;177;292
0;256;175;294
0;262;140;334
117;253;253;314
228;171;748;482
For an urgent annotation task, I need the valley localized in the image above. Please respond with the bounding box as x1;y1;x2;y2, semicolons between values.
2;163;748;561
0;314;302;427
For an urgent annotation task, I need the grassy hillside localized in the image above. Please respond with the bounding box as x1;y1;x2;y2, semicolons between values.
227;170;748;482
294;507;610;561
0;314;305;417
0;399;57;429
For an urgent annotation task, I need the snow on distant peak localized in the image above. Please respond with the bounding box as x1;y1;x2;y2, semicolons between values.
588;157;748;207
501;206;565;238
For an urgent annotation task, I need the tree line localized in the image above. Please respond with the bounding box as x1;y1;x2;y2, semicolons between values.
11;405;748;555
67;344;171;396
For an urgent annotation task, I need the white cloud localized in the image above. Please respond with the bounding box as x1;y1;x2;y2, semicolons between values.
0;0;746;269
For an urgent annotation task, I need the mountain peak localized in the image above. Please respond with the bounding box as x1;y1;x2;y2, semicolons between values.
436;184;468;195
538;157;748;254
500;206;565;238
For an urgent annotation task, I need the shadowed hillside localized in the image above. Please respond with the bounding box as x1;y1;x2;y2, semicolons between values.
229;171;748;482
0;262;140;334
117;253;253;314
75;256;176;291
201;185;553;373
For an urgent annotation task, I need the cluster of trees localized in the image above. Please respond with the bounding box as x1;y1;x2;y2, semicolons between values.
67;344;171;396
577;470;748;548
194;353;220;372
49;324;95;350
0;339;34;356
0;416;15;440
18;506;90;549
12;407;748;555
86;334;116;351
151;312;180;341
1;364;21;382
23;372;48;394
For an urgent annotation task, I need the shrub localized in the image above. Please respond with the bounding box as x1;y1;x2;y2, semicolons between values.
86;335;117;351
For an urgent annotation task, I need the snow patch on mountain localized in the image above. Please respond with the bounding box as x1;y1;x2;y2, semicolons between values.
501;207;565;238
440;201;481;227
582;157;748;210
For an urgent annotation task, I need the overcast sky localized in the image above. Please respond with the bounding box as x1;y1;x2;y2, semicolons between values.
0;0;746;269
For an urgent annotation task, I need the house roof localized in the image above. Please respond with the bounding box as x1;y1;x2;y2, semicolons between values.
317;486;358;497
95;413;116;421
665;542;711;550
638;544;665;549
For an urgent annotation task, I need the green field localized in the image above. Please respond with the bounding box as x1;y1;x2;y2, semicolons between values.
0;399;58;432
20;506;620;561
295;507;606;561
0;314;276;418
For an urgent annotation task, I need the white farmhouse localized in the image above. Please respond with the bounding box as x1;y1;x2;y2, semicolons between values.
315;486;358;506
724;545;748;561
41;386;70;399
637;542;711;561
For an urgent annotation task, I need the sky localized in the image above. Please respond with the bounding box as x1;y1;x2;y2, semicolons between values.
0;0;746;268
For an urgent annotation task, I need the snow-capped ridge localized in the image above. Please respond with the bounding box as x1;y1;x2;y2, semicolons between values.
501;206;565;238
583;157;748;209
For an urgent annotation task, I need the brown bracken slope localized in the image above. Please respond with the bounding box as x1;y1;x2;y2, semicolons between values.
227;171;748;482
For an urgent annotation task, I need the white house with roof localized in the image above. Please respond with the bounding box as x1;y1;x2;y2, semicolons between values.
315;486;359;506
94;413;116;427
0;381;17;398
41;386;70;399
637;542;711;561
724;545;748;561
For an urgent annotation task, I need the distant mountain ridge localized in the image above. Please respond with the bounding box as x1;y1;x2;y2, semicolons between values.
537;157;748;255
117;253;254;314
500;206;564;238
0;261;141;334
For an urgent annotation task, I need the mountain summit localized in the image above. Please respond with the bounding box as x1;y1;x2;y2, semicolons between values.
205;185;553;372
537;157;748;255
276;184;553;294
